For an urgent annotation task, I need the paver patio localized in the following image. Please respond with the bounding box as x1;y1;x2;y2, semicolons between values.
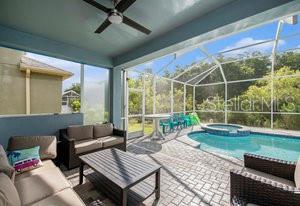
63;125;246;206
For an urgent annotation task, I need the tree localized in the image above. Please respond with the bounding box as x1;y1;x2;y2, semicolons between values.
65;83;81;94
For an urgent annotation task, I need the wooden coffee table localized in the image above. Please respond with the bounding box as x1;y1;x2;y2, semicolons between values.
79;148;161;206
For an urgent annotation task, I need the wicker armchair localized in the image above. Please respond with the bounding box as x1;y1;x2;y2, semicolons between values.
230;153;300;206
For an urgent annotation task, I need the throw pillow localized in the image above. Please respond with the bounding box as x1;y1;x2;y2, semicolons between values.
7;146;43;173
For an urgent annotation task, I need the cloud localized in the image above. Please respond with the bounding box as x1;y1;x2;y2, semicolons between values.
220;37;285;57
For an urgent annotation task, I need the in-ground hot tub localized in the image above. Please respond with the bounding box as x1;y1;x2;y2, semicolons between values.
201;123;250;136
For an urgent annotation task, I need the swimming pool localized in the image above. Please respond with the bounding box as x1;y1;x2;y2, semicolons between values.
188;131;300;161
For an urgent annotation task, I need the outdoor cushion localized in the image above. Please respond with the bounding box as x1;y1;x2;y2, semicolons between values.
243;168;295;187
74;139;102;154
0;145;15;179
93;123;113;138
15;167;71;205
7;146;43;173
15;160;56;182
30;188;85;206
100;136;124;148
67;125;93;141
0;173;21;206
295;157;300;188
7;136;57;160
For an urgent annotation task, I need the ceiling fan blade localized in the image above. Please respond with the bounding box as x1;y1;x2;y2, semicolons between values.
95;19;111;33
116;0;136;13
83;0;110;13
123;16;151;35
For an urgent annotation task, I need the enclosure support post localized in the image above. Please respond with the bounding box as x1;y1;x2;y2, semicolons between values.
124;70;129;137
271;20;283;129
200;47;227;123
142;74;146;133
183;84;186;114
171;80;174;114
80;64;84;113
225;83;228;124
193;86;195;113
153;75;156;114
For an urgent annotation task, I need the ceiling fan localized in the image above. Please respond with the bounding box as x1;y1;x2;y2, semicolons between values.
83;0;151;35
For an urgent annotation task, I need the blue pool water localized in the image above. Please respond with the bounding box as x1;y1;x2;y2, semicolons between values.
188;132;300;161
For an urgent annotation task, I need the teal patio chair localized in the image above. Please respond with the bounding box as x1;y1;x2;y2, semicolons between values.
160;118;171;134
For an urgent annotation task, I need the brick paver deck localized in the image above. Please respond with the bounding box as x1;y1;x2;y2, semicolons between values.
126;126;243;206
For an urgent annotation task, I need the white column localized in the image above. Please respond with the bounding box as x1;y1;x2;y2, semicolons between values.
183;84;186;114
142;74;145;133
25;69;31;114
171;80;174;114
193;86;195;113
271;21;283;129
153;75;156;114
124;70;129;133
80;64;84;113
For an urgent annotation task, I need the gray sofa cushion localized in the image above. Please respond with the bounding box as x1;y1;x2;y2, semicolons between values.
0;145;15;180
74;139;102;154
100;136;124;148
0;173;21;206
7;136;57;160
67;125;93;141
93;123;113;138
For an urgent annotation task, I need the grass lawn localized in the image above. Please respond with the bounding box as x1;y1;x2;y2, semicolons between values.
128;120;154;135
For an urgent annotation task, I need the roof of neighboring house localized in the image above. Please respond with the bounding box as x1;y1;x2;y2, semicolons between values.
19;56;73;80
63;90;80;97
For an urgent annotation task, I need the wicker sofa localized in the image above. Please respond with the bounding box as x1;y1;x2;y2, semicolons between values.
230;153;300;206
0;136;85;206
60;123;126;169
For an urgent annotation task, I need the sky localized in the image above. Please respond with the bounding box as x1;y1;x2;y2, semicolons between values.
131;15;300;75
25;53;108;91
26;15;299;87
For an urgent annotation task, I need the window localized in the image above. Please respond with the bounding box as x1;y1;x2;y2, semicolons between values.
0;46;110;125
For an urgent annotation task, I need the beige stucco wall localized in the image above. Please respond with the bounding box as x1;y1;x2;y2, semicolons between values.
0;47;26;114
0;64;26;114
0;47;63;115
30;73;62;114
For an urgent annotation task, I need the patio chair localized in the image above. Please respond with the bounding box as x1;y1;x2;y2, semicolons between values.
173;113;185;129
230;153;300;206
179;113;192;127
189;113;200;125
159;118;171;134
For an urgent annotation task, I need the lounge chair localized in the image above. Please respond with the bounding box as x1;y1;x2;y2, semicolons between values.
230;153;300;206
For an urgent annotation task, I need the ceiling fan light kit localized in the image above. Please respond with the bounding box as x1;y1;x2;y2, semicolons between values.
108;9;123;24
83;0;151;35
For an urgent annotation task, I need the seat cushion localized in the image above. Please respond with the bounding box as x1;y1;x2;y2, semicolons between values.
295;157;300;188
67;125;93;141
74;139;102;154
0;145;15;179
29;188;85;206
15;167;71;205
15;160;56;182
244;168;295;187
0;173;21;206
93;123;113;138
7;136;57;160
100;136;124;148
